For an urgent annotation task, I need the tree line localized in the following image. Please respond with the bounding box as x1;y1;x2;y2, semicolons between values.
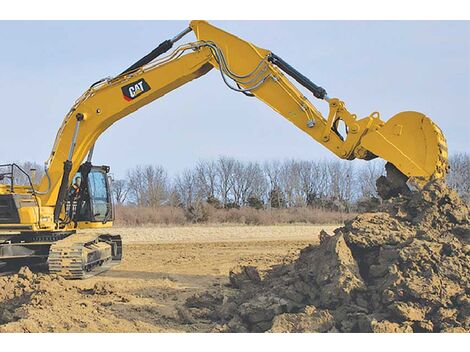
115;158;368;211
112;153;470;210
2;153;468;209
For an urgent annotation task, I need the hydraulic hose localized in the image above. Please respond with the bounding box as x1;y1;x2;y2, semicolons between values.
268;53;328;100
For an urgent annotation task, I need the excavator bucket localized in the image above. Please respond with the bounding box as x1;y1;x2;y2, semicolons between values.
360;111;448;184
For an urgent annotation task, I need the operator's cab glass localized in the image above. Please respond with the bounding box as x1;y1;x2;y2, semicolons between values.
88;169;111;222
67;165;113;223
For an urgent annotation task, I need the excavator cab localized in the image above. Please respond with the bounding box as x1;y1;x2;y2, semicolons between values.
66;164;114;225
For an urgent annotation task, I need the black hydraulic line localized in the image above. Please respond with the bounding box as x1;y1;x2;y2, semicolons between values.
268;53;328;100
236;83;255;97
54;112;84;224
120;27;192;75
53;160;72;223
120;40;173;75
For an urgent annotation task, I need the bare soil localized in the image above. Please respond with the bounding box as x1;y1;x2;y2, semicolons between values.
1;181;468;333
0;225;334;332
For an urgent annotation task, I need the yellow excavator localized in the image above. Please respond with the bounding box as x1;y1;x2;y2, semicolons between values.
0;20;448;278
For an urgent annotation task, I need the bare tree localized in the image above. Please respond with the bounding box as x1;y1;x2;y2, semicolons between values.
166;186;182;207
263;160;284;208
231;161;266;206
356;159;385;198
279;160;302;207
195;160;218;201
127;165;168;207
216;156;235;207
247;162;268;203
127;166;145;206
447;153;470;202
112;179;129;205
297;160;327;206
144;165;169;207
174;169;198;207
327;160;354;203
230;160;248;206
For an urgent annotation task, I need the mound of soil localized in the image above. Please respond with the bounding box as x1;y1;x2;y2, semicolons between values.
185;181;470;332
0;268;134;332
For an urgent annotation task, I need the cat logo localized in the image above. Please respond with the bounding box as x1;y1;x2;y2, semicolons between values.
121;79;151;101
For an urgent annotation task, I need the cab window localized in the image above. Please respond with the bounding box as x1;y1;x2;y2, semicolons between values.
88;169;111;222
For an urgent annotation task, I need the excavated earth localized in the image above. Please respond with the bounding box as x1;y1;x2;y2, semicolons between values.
0;180;468;333
183;181;470;332
0;269;141;332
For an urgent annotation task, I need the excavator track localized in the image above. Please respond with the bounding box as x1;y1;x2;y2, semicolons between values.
48;233;122;279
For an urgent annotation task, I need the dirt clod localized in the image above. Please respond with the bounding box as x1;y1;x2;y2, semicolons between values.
229;266;262;288
269;306;335;333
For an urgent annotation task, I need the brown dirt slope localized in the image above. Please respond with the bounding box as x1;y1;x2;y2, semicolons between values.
184;181;470;332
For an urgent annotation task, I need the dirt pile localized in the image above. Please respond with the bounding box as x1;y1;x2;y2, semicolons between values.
0;268;140;332
0;267;67;325
185;180;470;332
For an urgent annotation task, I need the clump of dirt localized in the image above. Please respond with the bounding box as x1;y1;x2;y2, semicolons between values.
0;267;69;329
185;180;470;332
0;268;138;332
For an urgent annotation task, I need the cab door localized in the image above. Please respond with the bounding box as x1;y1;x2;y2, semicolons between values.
71;164;114;224
87;167;114;223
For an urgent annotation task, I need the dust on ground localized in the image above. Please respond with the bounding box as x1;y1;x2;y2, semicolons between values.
183;181;470;333
0;226;332;332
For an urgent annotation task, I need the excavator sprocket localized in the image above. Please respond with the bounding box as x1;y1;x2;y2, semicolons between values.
48;233;122;279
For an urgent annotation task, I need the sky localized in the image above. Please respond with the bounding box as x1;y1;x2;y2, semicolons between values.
0;21;468;179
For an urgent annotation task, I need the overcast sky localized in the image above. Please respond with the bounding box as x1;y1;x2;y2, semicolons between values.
0;21;468;178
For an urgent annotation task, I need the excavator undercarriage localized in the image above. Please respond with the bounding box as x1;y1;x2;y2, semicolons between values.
0;231;122;279
48;233;122;279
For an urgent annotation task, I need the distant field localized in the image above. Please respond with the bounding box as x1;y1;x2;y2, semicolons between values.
86;224;340;244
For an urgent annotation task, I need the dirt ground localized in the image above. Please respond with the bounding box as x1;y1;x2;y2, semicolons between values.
2;181;467;333
0;225;336;332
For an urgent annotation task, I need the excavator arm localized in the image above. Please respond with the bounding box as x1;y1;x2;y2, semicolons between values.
189;20;448;183
37;20;448;218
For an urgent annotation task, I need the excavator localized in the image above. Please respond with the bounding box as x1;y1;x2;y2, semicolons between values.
0;20;448;279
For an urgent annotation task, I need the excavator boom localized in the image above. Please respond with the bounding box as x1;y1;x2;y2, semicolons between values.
39;45;214;209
